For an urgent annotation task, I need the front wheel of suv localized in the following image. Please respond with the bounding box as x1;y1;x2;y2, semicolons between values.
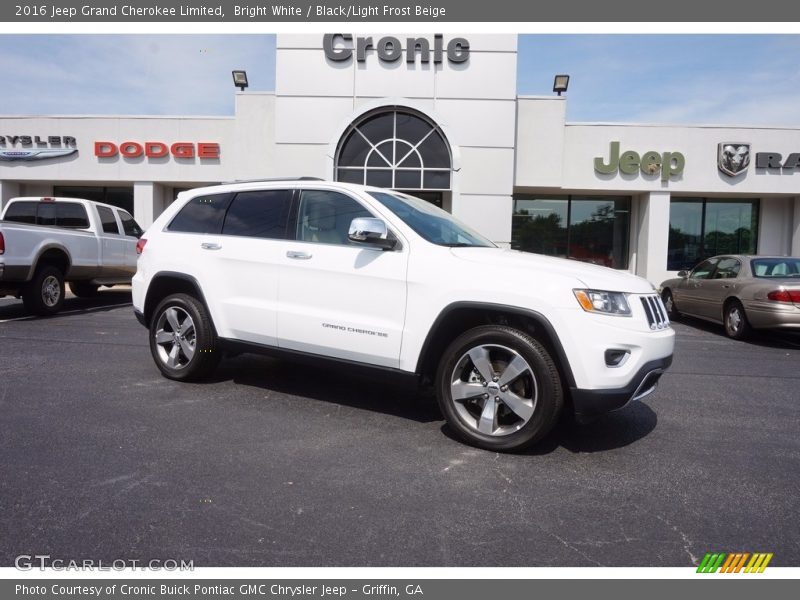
435;325;564;452
149;293;221;381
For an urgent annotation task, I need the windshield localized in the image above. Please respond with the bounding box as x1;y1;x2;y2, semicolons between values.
751;258;800;278
368;191;495;248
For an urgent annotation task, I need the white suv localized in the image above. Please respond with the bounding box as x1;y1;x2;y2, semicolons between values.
132;179;674;451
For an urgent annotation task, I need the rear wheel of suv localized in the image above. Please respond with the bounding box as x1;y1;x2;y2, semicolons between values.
435;325;564;452
149;293;221;381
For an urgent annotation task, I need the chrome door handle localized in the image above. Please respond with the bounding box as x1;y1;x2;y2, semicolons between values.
286;250;312;260
201;242;222;250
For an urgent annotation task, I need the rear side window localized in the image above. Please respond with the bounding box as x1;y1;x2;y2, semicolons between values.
222;190;293;239
3;201;37;224
55;203;90;228
118;211;143;238
168;193;233;234
97;206;120;234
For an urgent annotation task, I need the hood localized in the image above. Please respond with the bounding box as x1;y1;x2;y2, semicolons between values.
451;248;656;293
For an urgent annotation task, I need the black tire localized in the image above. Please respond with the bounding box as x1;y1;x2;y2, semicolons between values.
435;325;564;452
662;289;680;320
22;265;65;316
69;281;100;298
724;300;751;340
149;293;221;381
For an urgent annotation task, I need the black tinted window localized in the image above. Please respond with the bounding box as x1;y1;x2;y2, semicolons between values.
38;202;56;226
3;201;37;224
97;206;120;234
168;193;232;234
118;211;143;238
222;190;293;239
55;203;90;228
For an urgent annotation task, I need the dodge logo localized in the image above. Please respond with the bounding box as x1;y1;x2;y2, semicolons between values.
718;143;750;177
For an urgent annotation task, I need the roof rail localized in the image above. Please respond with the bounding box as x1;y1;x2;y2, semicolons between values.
221;176;326;184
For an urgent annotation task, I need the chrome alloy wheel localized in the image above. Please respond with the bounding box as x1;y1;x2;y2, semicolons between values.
449;344;538;437
41;275;61;307
727;305;743;334
154;306;197;370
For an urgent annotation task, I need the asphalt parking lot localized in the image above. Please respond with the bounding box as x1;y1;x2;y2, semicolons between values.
1;291;798;567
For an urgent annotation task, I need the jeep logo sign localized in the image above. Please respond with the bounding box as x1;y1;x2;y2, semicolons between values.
594;141;685;182
323;34;469;64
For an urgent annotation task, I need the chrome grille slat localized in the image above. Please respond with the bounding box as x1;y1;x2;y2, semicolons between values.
640;295;670;330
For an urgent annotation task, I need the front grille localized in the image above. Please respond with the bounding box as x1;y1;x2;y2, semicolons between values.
640;295;670;330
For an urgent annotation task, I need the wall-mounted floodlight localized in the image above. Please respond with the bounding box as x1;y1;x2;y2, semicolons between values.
553;74;570;96
232;70;249;91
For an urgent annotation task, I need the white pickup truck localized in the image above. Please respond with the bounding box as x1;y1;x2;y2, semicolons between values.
0;196;143;315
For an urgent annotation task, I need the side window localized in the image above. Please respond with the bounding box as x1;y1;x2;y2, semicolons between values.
222;190;293;239
690;258;718;280
168;193;233;234
118;210;144;238
713;258;741;279
2;201;37;224
97;206;121;234
56;203;90;228
296;190;373;246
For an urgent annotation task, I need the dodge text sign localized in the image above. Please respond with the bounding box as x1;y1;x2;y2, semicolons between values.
95;141;220;160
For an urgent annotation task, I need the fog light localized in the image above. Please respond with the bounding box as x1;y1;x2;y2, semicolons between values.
604;349;630;367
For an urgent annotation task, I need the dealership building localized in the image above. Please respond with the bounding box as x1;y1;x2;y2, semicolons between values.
2;34;800;285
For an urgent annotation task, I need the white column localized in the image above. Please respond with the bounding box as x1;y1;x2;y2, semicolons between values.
635;191;671;286
0;180;20;212
133;182;158;229
792;197;800;256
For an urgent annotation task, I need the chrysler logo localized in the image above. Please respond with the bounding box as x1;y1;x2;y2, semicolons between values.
0;148;78;162
718;143;750;177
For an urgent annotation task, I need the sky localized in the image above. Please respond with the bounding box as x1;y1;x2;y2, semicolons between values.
1;34;799;126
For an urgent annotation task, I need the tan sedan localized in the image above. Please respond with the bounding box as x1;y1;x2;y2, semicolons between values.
659;255;800;339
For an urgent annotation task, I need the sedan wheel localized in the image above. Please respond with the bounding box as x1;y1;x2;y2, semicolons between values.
724;302;751;340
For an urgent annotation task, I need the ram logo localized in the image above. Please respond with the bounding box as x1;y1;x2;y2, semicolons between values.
718;143;751;177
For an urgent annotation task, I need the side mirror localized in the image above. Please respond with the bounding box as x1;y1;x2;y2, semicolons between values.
348;217;397;250
677;270;689;278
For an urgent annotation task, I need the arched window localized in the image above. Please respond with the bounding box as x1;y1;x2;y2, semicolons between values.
335;109;452;190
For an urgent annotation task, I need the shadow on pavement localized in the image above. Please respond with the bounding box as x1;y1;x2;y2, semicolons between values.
672;315;800;349
0;288;132;321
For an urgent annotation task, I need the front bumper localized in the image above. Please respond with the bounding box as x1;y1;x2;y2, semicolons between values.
571;354;673;423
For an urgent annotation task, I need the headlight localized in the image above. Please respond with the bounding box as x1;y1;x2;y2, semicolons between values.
573;289;631;316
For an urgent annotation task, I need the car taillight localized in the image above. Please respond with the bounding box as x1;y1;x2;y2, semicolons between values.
767;289;800;303
0;231;4;255
136;238;148;255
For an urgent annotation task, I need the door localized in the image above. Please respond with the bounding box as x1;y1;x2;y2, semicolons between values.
208;189;294;346
674;257;719;317
699;257;741;322
96;205;128;278
277;189;409;368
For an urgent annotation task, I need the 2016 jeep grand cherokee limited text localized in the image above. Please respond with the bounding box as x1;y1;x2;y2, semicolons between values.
132;180;674;451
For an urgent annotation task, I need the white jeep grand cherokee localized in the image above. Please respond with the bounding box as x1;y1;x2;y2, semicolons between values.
132;179;674;451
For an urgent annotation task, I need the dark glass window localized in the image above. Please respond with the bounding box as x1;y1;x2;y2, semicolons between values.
689;258;719;280
512;195;630;269
222;190;293;239
54;186;134;215
97;206;120;234
713;257;741;279
118;211;143;238
3;201;37;224
37;202;56;226
335;109;451;191
668;198;758;271
55;203;90;228
296;190;373;246
168;193;232;234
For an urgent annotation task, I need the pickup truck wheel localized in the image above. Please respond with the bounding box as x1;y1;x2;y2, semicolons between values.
435;325;563;452
69;281;100;298
149;294;221;381
22;265;65;316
